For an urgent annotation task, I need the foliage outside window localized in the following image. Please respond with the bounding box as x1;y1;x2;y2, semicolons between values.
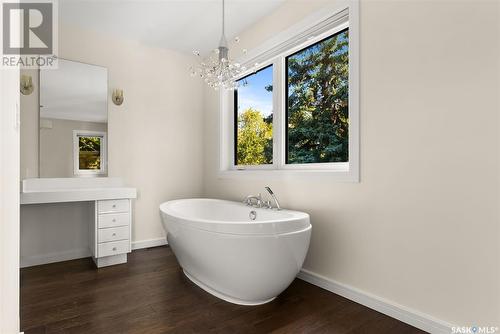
233;30;349;168
78;136;102;170
234;65;273;165
286;29;349;164
73;130;107;176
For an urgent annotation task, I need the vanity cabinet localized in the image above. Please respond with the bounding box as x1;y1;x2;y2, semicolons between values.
91;199;132;268
21;178;137;268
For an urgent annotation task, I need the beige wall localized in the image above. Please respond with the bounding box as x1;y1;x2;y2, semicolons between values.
59;26;203;241
203;0;500;327
59;24;205;243
20;23;205;253
39;118;107;178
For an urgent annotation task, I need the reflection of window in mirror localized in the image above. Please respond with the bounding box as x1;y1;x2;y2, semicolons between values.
37;59;108;178
73;130;107;176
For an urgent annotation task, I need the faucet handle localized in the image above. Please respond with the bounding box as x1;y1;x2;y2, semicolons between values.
256;193;262;207
243;194;259;206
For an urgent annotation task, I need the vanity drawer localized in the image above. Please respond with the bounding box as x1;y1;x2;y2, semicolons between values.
98;199;129;214
98;226;129;243
98;240;130;258
98;212;129;228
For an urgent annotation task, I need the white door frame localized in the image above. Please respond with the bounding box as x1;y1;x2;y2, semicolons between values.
0;57;21;334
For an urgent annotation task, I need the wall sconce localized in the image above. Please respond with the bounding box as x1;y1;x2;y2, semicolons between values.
20;74;34;95
112;89;124;106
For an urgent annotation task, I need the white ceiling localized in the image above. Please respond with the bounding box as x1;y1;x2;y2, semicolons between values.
59;0;286;55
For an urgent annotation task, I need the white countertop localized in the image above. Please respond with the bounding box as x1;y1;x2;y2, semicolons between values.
20;178;137;205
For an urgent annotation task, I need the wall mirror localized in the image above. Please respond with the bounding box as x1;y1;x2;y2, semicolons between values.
39;59;108;178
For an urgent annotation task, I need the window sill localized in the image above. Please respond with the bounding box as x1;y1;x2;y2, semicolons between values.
217;168;359;182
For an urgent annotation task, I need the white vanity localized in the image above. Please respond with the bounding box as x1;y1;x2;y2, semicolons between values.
19;59;138;268
21;178;137;268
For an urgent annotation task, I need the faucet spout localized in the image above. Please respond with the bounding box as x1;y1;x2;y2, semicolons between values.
265;186;281;210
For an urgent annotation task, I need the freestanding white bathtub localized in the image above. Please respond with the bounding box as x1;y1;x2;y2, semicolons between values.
159;198;311;305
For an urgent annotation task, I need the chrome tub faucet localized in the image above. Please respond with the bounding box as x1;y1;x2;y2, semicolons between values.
243;187;281;210
265;186;281;210
244;194;262;208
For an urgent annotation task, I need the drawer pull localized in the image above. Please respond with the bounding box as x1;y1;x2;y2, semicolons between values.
98;239;128;257
98;213;129;229
98;226;129;243
98;200;129;214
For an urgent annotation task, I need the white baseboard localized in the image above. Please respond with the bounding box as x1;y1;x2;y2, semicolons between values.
21;237;168;268
131;237;168;250
297;269;453;334
21;248;90;268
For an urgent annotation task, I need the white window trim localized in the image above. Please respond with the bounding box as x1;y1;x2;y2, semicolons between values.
219;0;359;181
73;130;107;176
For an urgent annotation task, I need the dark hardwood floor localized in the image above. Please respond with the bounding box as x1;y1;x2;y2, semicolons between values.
21;246;426;334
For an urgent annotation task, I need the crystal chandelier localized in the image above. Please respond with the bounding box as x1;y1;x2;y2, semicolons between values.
189;0;247;90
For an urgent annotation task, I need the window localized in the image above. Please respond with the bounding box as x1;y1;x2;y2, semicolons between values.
221;3;358;180
286;29;349;164
234;65;273;166
73;130;107;176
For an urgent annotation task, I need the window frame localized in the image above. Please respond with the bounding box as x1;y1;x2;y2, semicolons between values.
234;63;275;168
219;0;358;181
72;130;107;176
284;27;350;167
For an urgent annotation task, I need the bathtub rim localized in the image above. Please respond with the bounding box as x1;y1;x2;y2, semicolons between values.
165;218;312;237
159;198;310;225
